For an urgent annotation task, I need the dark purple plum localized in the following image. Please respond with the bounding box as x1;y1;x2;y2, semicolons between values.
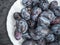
22;33;31;39
51;17;60;25
29;26;49;40
39;0;49;10
18;19;28;33
21;8;31;20
32;7;42;21
51;24;60;35
32;7;42;15
49;1;58;9
29;29;41;40
38;16;50;26
41;10;56;22
14;29;22;40
46;34;55;42
22;0;32;6
13;12;21;20
35;26;50;38
27;20;36;28
53;9;60;16
40;2;49;10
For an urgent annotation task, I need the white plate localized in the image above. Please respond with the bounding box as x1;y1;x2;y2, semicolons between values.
6;0;60;45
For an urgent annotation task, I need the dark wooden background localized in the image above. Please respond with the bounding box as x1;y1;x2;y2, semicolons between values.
0;0;16;45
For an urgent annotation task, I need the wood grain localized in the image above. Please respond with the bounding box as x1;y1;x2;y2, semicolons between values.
0;0;16;45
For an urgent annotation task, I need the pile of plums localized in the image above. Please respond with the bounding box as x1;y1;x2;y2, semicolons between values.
13;0;60;45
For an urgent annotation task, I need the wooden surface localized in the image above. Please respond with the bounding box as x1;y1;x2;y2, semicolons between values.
0;0;16;45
